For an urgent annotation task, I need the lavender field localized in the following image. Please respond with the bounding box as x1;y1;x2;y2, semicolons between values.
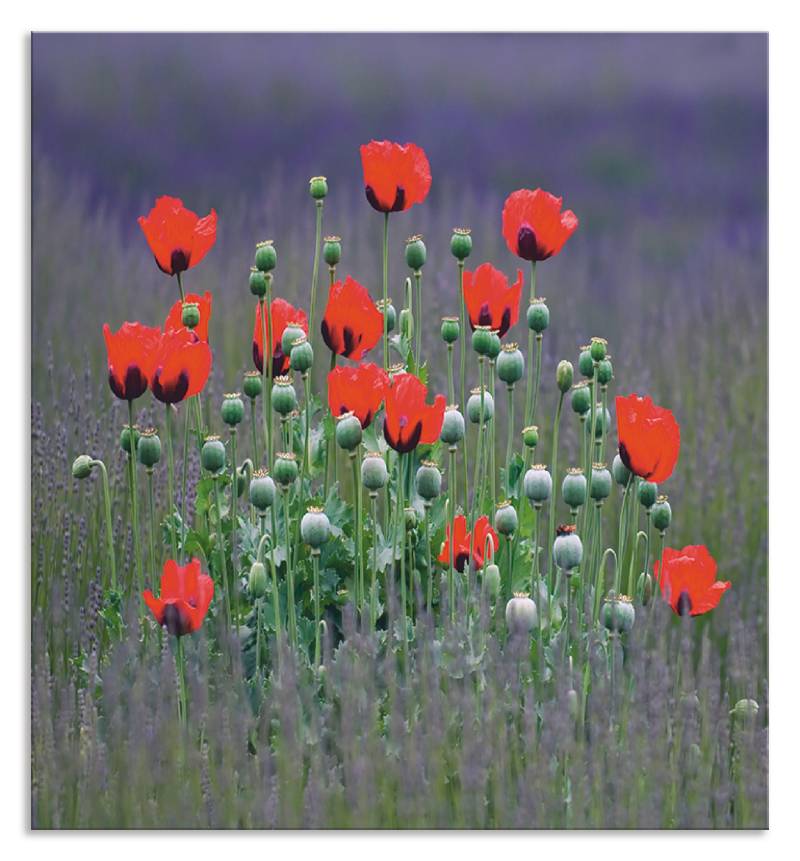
31;33;767;828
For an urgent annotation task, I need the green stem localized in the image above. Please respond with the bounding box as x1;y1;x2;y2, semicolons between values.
489;363;496;507
530;506;540;600
546;392;565;589
531;332;543;426
146;468;157;584
447;343;455;405
382;212;390;372
265;509;284;658
127;401;144;601
324;350;336;499
164;404;178;561
283;491;297;651
424;502;432;615
176;271;185;303
250;397;260;467
397;452;408;664
414;270;422;369
176;635;187;723
595;548;617;624
313;551;321;667
90;459;116;591
180;403;190;559
212;477;232;631
259;296;272;468
229;430;239;624
370;491;378;633
505;384;515;496
309;200;323;336
448;445;457;624
351;453;362;613
523;260;537;426
458;261;466;422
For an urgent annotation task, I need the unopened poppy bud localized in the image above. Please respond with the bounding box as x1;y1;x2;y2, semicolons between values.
497;343;525;385
248;561;268;598
590;463;612;501
137;428;162;468
732;698;759;721
249;469;276;511
467;387;494;424
597;358;613;386
440;406;465;445
590;405;611;438
505;593;538;634
522;425;539;449
486;330;502;361
415;461;442;501
201;436;226;474
556;360;574;393
494;500;518;536
483;563;501;598
221;393;245;426
243;370;263;400
249;266;268;297
441;316;460;344
612;453;631;486
637;571;653;605
301;506;331;549
590;337;607;362
471;325;493;356
290;336;314;373
399;307;414;340
404;507;417;529
335;412;363;451
553;524;583;572
651;496;672;532
271;376;298;416
181;301;200;330
527;298;549;333
281;322;306;356
323;235;342;267
405;235;427;271
638;481;658;509
376;298;396;332
120;424;140;455
72;454;93;480
309;175;328;200
273;452;299;487
450;227;472;261
571;381;591;415
562;467;586;509
602;593;635;633
362;451;389;492
524;464;552;504
254;240;277;273
578;346;594;378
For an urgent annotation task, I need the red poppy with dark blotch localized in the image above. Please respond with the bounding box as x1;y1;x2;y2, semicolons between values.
438;514;499;573
462;263;524;338
143;558;214;637
360;140;432;213
103;321;162;401
654;545;731;617
383;371;445;453
138;196;217;276
164;291;213;342
502;189;578;262
616;393;680;483
151;328;212;404
328;362;389;429
321;276;384;360
253;298;308;378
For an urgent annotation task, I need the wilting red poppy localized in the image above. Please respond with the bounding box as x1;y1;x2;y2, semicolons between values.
321;276;384;360
143;558;214;636
253;298;309;378
654;545;731;616
462;263;524;338
360;140;432;213
164;291;213;342
151;328;212;404
438;514;499;573
616;393;680;483
138;196;217;276
328;362;389;428
383;371;445;453
502;189;578;262
103;321;161;401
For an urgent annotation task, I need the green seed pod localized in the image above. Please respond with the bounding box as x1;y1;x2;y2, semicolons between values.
467;387;494;424
524;464;552;504
120;424;140;455
323;235;342;267
254;240;277;273
301;506;331;549
404;507;417;530
405;235;427;271
361;451;389;492
243;370;263;400
527;298;549;333
273;452;299;488
271;376;298;416
249;469;275;511
637;571;653;605
248;561;268;599
612;453;631;486
602;593;635;633
505;593;538;634
651;496;672;532
556;360;574;393
596;358;613;386
553;524;583;572
571;381;591;415
561;467;586;509
249;266;268;298
289;336;314;374
732;698;760;722
590;463;612;501
483;563;501;599
441;316;460;344
415;460;442;501
497;343;524;385
221;392;245;426
181;301;200;330
471;325;493;356
590;337;608;362
450;227;472;261
137;428;162;468
638;481;658;509
522;425;539;449
376;298;396;332
309;175;328;200
578;346;594;378
494;501;518;536
399;307;414;341
201;436;226;474
486;330;502;361
440;406;465;445
590;405;611;438
72;454;93;480
281;322;306;356
335;412;363;451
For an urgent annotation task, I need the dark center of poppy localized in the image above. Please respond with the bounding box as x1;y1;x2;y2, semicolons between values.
676;590;693;616
365;185;406;213
152;368;190;404
109;364;147;402
478;302;492;327
170;248;190;275
516;224;540;261
162;602;189;637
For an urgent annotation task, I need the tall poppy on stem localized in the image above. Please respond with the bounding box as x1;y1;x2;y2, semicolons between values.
321;276;384;360
383;371;445;453
502;189;578;262
253;298;308;378
164;290;213;342
616;393;680;483
462;263;524;338
654;545;731;616
438;514;498;573
103;322;161;402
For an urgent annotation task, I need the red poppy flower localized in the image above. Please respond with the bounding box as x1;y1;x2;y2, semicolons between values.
151;328;212;404
321;276;384;360
328;362;389;428
654;545;731;616
360;140;432;213
138;196;217;276
502;189;578;262
253;298;309;378
616;393;680;483
383;371;445;453
462;263;524;338
143;558;214;636
103;321;162;401
164;291;213;342
438;514;499;573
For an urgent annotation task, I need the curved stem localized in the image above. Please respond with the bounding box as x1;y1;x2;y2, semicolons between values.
90;459;116;591
127;401;144;602
594;547;618;624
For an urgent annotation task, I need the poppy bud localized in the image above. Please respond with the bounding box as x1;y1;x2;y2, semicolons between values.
309;175;328;200
335;411;363;451
571;381;591;415
273;452;299;487
562;467;586;509
505;593;538;634
590;337;607;362
404;507;417;530
440;406;465;445
578;346;594;378
497;343;524;385
556;360;574;393
323;235;342;267
415;460;442;501
281;322;307;356
72;455;93;480
201;436;226;474
494;500;518;536
590;463;612;501
638;481;658;509
301;506;331;549
732;699;759;722
120;424;140;455
602;593;635;633
612;453;630;486
249;561;268;598
221;393;245;427
376;298;396;333
181;301;201;330
137;428;162;468
524;464;552;505
467;387;494;424
405;235;427;271
362;451;389;492
243;370;263;400
590;405;611;438
399;307;414;341
249;267;268;297
290;336;314;374
441;316;460;344
597;358;613;386
553;524;583;572
486;330;502;361
271;376;298;416
249;469;275;511
527;298;549;333
471;325;493;356
450;227;472;261
522;425;539;449
484;563;501;598
637;571;653;605
254;240;277;273
651;496;672;532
